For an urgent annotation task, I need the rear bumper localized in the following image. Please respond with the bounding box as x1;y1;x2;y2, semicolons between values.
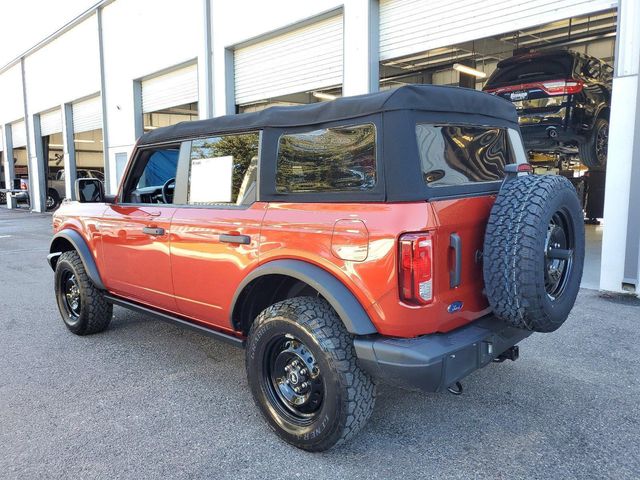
354;315;531;392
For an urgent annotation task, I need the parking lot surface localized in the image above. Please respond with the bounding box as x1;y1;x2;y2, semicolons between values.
1;207;639;479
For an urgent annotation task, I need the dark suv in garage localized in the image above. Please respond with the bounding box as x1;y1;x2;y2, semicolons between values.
483;50;612;170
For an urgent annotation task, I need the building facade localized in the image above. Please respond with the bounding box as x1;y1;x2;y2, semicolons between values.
0;0;638;293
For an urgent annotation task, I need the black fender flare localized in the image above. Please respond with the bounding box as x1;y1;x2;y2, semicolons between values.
231;259;378;336
48;229;106;290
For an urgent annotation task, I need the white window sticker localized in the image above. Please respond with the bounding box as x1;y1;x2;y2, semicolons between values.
189;155;233;204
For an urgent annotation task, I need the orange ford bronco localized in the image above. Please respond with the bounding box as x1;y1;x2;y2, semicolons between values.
48;85;584;451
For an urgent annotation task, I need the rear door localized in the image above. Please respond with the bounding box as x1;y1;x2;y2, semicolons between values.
169;132;266;329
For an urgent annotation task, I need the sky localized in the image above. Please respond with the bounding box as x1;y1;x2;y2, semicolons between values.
0;0;97;67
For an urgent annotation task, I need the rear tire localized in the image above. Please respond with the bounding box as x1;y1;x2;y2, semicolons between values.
245;297;376;451
54;251;112;335
579;117;608;170
483;175;585;333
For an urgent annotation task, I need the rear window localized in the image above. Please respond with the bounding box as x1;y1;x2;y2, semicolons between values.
416;124;513;187
486;55;574;88
276;124;376;193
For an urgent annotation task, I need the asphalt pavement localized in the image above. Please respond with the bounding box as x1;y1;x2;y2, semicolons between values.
1;207;639;479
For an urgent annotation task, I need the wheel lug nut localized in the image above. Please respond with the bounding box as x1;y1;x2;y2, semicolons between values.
300;368;307;375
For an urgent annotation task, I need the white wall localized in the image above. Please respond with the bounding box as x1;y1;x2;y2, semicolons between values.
101;0;205;192
0;64;24;125
24;16;101;114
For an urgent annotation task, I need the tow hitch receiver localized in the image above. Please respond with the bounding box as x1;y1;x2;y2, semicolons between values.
493;345;519;363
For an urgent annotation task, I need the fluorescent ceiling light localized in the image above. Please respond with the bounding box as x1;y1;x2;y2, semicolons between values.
453;63;487;78
313;92;337;101
48;143;64;147
144;125;159;130
74;139;95;143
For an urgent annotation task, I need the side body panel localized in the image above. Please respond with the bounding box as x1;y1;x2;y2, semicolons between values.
259;198;493;338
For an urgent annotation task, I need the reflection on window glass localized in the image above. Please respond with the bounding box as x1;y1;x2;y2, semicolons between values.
276;124;376;193
188;133;259;205
137;149;179;188
416;125;513;187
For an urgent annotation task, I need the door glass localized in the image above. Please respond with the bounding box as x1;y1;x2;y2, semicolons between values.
124;146;180;204
187;132;259;205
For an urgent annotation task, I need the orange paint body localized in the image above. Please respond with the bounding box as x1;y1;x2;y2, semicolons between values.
53;194;496;338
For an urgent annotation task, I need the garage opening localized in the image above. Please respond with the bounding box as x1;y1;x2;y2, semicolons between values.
72;96;105;201
40;108;64;210
233;13;343;113
10;120;29;208
379;7;617;290
142;64;199;133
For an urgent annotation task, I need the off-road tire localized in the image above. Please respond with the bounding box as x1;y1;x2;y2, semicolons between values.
483;175;585;332
54;251;112;335
579;117;608;171
246;296;376;451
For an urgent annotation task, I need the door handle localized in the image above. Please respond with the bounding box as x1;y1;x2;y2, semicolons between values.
450;233;462;288
146;210;162;217
142;226;165;236
219;233;251;245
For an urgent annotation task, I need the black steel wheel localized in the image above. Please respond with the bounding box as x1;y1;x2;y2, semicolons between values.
484;174;585;333
54;251;112;335
263;335;324;426
60;270;82;324
246;297;375;451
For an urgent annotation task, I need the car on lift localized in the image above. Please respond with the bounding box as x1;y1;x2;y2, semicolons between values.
483;49;612;170
47;85;585;451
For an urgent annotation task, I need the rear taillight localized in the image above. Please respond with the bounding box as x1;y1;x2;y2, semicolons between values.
485;79;583;96
540;80;583;95
399;233;433;305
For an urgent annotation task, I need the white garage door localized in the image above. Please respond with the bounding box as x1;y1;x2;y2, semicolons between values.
72;96;102;133
40;109;63;137
379;0;618;60
11;120;27;148
234;14;344;105
141;64;199;113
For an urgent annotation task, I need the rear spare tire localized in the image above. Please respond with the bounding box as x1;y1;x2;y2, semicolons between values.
483;174;585;332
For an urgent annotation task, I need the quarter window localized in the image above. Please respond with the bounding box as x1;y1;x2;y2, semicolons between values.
187;132;259;205
276;124;376;193
416;124;513;187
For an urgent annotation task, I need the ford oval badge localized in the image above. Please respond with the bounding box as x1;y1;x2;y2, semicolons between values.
448;301;463;314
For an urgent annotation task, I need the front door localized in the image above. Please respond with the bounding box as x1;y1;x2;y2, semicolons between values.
100;145;181;313
169;132;265;329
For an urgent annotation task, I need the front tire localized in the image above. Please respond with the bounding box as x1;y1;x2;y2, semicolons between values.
46;189;60;211
246;297;376;451
54;251;112;335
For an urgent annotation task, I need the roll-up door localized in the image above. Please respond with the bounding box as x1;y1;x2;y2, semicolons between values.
379;0;618;61
72;96;102;133
40;109;62;136
11;120;27;148
142;64;199;113
234;14;343;105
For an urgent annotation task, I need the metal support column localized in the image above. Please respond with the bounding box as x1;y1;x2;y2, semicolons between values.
2;124;17;209
61;104;77;200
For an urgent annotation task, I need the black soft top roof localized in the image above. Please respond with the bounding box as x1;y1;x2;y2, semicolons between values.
138;84;518;146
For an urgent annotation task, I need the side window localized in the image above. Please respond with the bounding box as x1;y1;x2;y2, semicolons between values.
124;146;180;203
187;132;259;205
276;124;376;193
416;124;513;187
